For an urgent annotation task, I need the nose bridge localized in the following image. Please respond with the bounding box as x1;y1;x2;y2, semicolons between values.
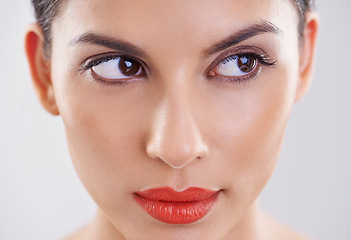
146;81;208;169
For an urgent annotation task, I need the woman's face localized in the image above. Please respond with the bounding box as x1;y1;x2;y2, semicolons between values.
49;0;303;239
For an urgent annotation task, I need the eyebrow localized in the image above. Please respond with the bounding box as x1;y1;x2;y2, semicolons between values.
71;32;147;58
71;21;281;59
204;21;282;56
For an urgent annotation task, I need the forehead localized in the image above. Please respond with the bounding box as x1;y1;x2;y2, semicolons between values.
53;0;298;55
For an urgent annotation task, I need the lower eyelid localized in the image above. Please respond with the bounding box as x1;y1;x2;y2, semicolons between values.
89;71;145;87
208;65;262;84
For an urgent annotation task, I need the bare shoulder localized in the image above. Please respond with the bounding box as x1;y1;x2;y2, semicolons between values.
263;214;312;240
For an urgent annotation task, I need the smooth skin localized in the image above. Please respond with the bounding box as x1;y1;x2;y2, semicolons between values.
25;0;319;239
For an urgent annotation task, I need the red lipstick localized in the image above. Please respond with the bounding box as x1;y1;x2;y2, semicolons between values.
134;187;220;224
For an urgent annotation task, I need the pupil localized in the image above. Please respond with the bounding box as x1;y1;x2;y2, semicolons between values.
238;55;256;73
118;57;140;76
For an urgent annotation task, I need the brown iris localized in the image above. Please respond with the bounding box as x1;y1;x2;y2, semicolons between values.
237;55;256;73
118;57;141;76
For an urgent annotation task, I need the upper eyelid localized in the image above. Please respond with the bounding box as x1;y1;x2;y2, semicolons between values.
81;54;118;69
81;52;133;67
204;46;275;74
80;52;150;73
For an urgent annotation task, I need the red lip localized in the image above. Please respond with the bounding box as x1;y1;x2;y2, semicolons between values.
134;187;220;224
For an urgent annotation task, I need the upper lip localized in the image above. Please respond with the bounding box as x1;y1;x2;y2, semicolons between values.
134;187;219;202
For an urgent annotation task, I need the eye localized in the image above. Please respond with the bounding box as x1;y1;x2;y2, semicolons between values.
212;54;258;77
90;56;144;81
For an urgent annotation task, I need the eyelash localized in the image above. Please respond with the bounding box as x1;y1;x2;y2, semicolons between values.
79;48;276;86
206;48;276;84
79;53;147;86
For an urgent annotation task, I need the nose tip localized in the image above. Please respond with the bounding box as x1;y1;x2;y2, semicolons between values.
146;101;208;169
146;129;208;169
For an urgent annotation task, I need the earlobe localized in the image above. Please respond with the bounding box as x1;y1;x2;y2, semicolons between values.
25;23;60;115
295;11;320;102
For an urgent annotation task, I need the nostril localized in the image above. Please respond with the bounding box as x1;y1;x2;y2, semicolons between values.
146;134;208;169
154;153;202;169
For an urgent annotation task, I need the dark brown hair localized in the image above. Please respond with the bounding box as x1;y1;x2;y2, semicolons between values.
32;0;315;55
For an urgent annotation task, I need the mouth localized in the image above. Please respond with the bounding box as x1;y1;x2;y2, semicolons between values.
134;187;220;224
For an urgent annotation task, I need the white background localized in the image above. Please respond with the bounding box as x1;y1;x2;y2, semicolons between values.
0;0;350;239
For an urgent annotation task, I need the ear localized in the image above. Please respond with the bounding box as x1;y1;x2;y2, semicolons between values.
294;11;320;102
25;23;59;115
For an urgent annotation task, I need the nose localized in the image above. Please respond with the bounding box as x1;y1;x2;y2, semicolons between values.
146;92;208;169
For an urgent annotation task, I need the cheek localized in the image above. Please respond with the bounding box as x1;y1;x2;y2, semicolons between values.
50;64;150;207
56;90;154;220
207;65;298;200
60;90;147;177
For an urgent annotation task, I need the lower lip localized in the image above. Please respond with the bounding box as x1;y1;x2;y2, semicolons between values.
134;187;220;224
